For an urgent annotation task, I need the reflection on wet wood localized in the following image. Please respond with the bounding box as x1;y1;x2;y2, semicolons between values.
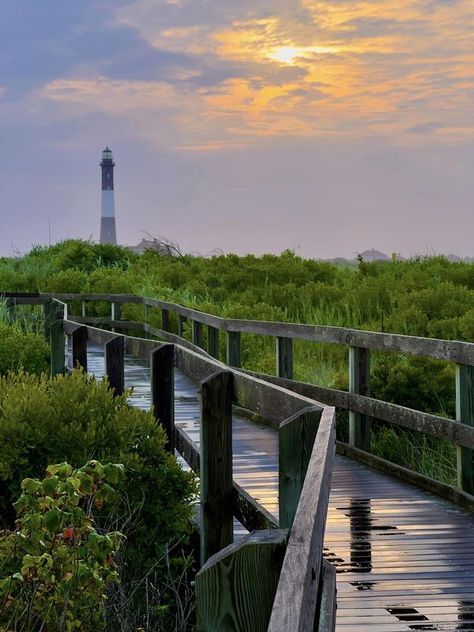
86;344;474;631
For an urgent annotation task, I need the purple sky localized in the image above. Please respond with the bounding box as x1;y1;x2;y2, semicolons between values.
1;1;473;258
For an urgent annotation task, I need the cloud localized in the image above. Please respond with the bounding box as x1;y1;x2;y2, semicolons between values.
3;0;473;153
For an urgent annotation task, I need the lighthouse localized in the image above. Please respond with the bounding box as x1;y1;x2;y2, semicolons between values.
99;147;117;245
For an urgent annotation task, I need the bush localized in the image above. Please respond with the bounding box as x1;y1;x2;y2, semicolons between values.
0;461;124;632
0;370;197;557
0;323;49;376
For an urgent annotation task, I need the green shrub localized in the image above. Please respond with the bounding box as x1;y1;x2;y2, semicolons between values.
0;370;197;557
371;354;455;416
0;461;124;632
0;323;49;375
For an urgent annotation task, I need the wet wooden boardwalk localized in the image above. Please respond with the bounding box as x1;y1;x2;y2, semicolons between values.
87;345;474;631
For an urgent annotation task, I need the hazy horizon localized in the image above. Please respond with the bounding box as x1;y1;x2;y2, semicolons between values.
1;1;473;259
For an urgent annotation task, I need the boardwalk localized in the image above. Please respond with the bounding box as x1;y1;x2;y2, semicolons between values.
87;345;474;631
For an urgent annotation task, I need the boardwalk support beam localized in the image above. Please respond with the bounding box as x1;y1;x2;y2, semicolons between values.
276;336;293;380
178;315;187;338
72;325;88;372
207;325;220;359
349;346;371;451
162;308;170;332
193;320;204;349
200;371;233;565
196;529;288;632
48;300;65;377
226;331;241;368
151;344;175;452
279;407;321;530
456;363;474;494
105;336;124;396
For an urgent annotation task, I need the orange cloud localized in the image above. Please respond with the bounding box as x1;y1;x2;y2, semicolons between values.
39;1;474;150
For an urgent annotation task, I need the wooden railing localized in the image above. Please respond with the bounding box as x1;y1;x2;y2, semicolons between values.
28;291;474;506
3;293;337;632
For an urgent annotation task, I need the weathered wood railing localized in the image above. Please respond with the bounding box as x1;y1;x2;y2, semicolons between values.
26;291;474;506
3;293;337;632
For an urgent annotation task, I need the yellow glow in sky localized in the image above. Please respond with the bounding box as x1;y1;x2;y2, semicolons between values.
267;45;338;64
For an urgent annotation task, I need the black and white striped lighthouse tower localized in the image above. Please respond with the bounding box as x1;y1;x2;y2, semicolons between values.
99;147;117;245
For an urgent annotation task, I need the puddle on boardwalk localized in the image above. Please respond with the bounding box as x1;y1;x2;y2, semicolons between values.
330;498;403;574
380;601;474;630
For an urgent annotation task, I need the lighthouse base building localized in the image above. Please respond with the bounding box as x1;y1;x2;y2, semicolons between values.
100;147;117;245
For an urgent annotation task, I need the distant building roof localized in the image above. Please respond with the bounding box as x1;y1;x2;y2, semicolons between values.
128;238;176;256
359;249;390;261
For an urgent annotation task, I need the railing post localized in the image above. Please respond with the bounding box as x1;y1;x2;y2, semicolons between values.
200;371;233;565
49;301;65;377
226;331;241;368
178;315;187;338
193;320;204;349
207;326;220;360
349;346;371;451
456;364;474;493
111;302;121;321
105;336;124;396
151;344;175;452
111;302;121;333
196;530;288;632
162;308;170;332
279;407;320;530
72;325;88;372
81;300;87;319
276;336;293;379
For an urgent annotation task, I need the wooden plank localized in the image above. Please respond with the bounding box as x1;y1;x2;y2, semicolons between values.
178;314;187;338
276;336;293;380
151;344;175;451
161;308;171;332
226;330;241;368
279;407;321;529
317;560;337;632
349;346;371;452
71;325;88;371
207;325;220;360
268;407;336;632
196;529;288;632
200;371;233;565
242;368;474;450
232;371;320;429
175;427;278;531
337;442;474;512
193;320;204;349
111;302;121;322
104;336;124;396
49;301;65;377
456;363;474;494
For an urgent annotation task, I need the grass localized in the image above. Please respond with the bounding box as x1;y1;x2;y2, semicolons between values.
371;425;457;487
0;299;45;335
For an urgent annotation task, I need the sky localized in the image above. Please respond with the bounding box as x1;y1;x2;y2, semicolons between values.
1;0;473;259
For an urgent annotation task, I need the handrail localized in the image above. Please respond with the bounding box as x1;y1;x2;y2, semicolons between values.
7;291;474;499
37;292;474;363
32;291;474;497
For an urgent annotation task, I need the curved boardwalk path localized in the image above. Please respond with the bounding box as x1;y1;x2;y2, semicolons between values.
87;345;474;631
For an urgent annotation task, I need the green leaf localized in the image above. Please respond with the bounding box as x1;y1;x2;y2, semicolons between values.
77;472;93;494
21;478;42;494
42;475;59;495
44;509;61;533
103;463;122;485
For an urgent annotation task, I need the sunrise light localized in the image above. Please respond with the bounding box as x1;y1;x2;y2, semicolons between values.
267;45;338;64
